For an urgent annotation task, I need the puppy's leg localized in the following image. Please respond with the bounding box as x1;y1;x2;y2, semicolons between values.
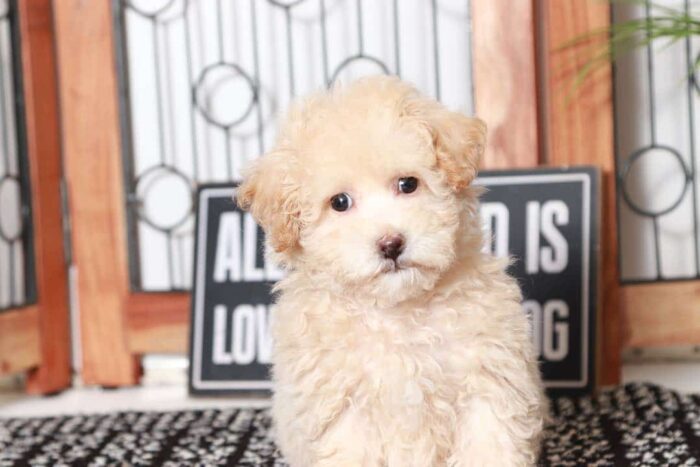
448;359;545;467
274;388;380;467
312;405;382;467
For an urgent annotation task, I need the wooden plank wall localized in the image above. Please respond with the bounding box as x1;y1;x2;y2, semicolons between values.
539;0;621;385
53;0;139;386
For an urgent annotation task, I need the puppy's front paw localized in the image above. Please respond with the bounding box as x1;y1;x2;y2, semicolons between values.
450;442;538;467
449;396;542;467
447;442;539;467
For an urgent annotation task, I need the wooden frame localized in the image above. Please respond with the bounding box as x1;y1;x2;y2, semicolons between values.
0;307;39;377
538;0;621;385
52;0;545;386
622;282;700;347
0;0;72;394
54;0;621;387
125;292;189;354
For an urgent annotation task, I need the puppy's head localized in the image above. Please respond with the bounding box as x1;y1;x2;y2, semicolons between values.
238;76;485;304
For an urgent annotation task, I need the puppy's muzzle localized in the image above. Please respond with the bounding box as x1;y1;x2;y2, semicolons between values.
377;233;405;261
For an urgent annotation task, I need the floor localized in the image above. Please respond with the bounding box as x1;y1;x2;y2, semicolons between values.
0;382;271;418
0;356;269;418
2;361;700;418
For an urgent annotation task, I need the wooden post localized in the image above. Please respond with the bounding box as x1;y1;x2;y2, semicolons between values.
471;0;540;169
17;0;73;394
53;0;139;386
538;0;621;386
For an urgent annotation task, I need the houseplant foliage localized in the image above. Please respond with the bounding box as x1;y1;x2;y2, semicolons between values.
562;0;700;90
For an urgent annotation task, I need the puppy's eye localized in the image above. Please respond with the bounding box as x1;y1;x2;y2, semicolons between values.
330;193;353;212
397;176;419;194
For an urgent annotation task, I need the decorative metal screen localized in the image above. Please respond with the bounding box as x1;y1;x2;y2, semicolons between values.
115;0;475;291
0;0;34;311
614;0;700;283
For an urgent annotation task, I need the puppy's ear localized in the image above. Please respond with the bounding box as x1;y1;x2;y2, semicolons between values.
429;112;486;192
237;148;302;254
404;95;486;192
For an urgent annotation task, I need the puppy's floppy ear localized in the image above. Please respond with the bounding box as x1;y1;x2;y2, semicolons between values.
237;148;302;254
404;94;486;192
429;112;486;192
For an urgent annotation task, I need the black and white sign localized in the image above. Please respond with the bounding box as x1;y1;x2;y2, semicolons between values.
189;185;282;394
190;167;599;395
477;167;599;395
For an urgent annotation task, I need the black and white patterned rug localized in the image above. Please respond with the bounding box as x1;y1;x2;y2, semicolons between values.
1;383;699;466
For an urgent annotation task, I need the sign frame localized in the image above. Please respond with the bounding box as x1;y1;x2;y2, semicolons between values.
189;167;600;396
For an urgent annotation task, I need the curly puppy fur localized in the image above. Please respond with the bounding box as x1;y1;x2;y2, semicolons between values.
238;76;546;467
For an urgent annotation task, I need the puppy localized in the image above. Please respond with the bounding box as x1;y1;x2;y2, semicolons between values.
238;76;546;467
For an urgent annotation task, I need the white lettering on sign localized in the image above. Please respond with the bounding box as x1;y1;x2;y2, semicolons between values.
526;200;569;274
243;215;265;282
212;212;284;282
213;212;242;282
213;305;232;364
480;202;510;257
540;201;569;273
523;299;570;362
212;303;273;365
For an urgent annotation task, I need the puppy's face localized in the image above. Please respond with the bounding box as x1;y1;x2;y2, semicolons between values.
238;77;485;304
297;120;464;301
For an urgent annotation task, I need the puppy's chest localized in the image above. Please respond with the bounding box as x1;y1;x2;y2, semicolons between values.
345;310;468;406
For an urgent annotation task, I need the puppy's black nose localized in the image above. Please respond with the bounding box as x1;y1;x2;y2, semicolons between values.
378;234;405;261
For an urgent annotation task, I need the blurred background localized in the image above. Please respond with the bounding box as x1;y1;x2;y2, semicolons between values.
1;0;699;413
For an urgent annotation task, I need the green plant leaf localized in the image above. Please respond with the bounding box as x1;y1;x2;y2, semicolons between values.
559;0;700;95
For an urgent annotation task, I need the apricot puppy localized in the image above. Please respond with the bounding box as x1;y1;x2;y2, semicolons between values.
238;76;546;467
